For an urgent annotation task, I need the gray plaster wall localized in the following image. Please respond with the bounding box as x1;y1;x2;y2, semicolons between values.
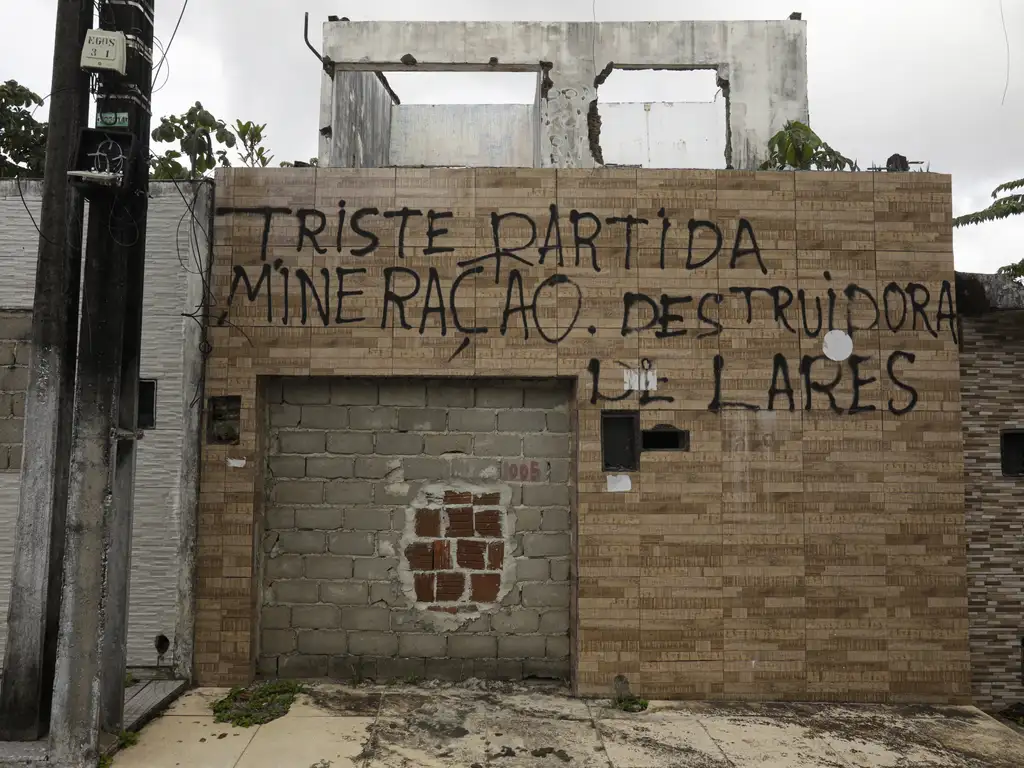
260;378;573;682
389;105;535;168
321;20;808;170
0;180;208;668
322;71;395;168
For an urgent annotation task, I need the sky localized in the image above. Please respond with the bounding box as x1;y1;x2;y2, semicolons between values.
3;0;1022;273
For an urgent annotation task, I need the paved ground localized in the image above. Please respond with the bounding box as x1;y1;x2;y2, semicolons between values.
111;681;1024;768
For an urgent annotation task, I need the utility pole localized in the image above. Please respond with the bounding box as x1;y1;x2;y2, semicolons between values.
0;0;94;741
97;0;155;732
48;0;155;761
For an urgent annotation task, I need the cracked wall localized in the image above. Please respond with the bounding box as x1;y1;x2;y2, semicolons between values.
259;377;573;682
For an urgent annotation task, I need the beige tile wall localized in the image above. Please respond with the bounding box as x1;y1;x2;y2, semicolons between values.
198;167;967;702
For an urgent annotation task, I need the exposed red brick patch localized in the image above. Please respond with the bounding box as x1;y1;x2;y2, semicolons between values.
444;491;473;504
432;539;451;570
414;573;435;602
471;573;501;602
473;492;500;505
457;540;486;569
446;507;474;537
487;541;505;570
405;543;433;571
415;509;440;537
435;572;465;602
428;605;458;614
475;510;502;538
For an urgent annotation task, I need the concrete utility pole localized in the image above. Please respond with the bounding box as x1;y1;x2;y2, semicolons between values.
48;0;155;761
0;0;94;741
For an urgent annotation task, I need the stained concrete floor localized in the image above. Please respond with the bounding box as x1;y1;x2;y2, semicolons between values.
111;681;1024;768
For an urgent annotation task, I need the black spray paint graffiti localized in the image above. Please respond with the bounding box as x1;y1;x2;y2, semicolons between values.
217;204;956;415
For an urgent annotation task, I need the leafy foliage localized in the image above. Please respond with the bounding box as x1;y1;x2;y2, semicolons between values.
234;120;274;168
150;102;236;180
760;120;858;172
953;178;1024;279
150;104;314;179
0;80;47;178
953;178;1024;228
211;680;305;727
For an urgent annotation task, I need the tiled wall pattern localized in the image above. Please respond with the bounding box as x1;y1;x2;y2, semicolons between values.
200;168;966;702
260;378;573;682
960;314;1024;710
0;310;29;473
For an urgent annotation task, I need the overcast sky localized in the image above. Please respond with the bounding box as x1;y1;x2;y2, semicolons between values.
4;0;1022;273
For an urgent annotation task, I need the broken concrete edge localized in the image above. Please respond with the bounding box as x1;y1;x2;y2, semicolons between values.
374;72;401;105
955;271;1024;316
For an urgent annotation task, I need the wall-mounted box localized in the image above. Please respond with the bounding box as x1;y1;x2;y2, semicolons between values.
81;29;127;76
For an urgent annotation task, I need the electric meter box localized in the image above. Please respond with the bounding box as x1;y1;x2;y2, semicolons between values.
81;29;127;75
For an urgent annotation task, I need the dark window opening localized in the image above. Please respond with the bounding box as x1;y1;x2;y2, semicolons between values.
138;380;156;430
207;395;242;446
601;411;639;472
1001;430;1024;476
642;425;690;452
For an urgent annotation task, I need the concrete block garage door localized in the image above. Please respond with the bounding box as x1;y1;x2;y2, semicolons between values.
259;378;574;682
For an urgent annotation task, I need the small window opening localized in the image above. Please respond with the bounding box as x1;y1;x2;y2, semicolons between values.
207;395;241;446
602;411;639;472
137;380;156;430
642;424;689;452
1001;430;1024;476
596;68;727;169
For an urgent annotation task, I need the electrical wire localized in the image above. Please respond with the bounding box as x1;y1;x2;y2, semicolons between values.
999;0;1011;105
152;0;189;91
151;35;172;94
15;176;57;246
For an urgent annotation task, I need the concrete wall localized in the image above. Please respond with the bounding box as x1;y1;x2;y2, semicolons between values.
322;20;808;170
0;180;207;668
321;71;395;168
961;313;1024;710
387;102;727;169
202;167;965;703
389;105;535;168
260;378;572;681
599;102;727;169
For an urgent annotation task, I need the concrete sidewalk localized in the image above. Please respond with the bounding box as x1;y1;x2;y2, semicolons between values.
111;681;1024;768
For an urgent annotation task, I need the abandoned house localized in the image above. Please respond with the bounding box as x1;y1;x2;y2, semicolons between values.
1;17;1022;713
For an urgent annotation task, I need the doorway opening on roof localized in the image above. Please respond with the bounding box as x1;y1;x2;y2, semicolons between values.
594;68;728;170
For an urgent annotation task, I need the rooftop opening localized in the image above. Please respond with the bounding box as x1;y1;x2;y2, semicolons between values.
594;68;727;169
383;71;539;104
386;71;540;167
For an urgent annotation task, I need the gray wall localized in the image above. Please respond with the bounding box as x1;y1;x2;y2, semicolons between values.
261;377;573;682
0;311;30;473
389;104;535;168
322;71;395;168
0;180;207;668
961;313;1024;710
322;20;808;170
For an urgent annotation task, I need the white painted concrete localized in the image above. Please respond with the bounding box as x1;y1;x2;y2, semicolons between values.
600;101;727;169
321;20;808;170
386;101;725;169
389;104;534;167
0;181;203;668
